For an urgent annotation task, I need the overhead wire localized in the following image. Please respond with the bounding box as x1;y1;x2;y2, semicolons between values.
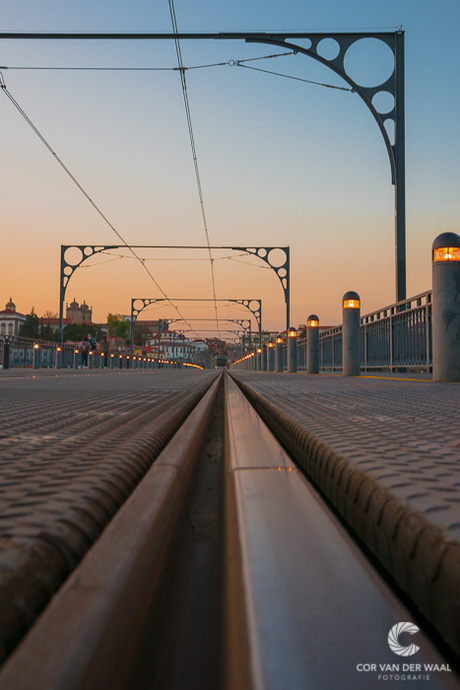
168;0;221;338
0;50;352;92
0;69;201;338
236;62;353;92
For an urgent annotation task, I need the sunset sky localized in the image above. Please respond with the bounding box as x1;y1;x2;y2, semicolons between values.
1;0;459;338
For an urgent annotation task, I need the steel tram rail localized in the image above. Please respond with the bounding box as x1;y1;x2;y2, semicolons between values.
0;373;457;689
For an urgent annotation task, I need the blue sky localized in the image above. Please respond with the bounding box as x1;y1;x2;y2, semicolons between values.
0;0;458;333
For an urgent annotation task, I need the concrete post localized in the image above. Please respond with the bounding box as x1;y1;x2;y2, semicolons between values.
2;337;10;369
287;327;298;373
307;315;320;374
275;337;284;372
33;343;40;369
432;232;460;381
267;342;275;371
342;292;361;376
262;344;268;371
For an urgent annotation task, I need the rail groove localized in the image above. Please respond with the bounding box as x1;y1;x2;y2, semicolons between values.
0;375;222;690
229;372;460;664
0;372;458;689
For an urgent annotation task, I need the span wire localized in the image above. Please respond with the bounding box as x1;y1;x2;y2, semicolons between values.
0;70;201;338
168;0;221;337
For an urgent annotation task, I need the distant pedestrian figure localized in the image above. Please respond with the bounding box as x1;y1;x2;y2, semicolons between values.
88;333;97;351
79;334;91;368
100;335;109;367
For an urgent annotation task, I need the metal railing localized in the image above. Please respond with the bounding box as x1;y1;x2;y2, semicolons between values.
0;336;182;371
317;290;432;372
232;290;433;373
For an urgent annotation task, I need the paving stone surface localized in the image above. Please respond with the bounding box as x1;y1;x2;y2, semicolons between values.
232;372;460;538
231;371;460;657
0;368;217;662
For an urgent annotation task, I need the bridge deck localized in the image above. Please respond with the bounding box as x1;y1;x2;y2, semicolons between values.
0;368;218;664
0;368;458;687
230;371;460;660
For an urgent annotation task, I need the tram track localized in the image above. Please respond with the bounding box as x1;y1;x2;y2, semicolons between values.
0;372;457;689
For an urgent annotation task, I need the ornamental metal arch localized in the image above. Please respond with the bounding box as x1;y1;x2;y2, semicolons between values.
7;31;405;302
130;297;262;356
168;318;252;355
59;243;282;340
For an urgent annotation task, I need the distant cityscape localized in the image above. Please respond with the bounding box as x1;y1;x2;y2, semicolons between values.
0;296;283;367
0;297;339;367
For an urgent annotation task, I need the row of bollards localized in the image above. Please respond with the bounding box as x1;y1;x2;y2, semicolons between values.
236;232;459;381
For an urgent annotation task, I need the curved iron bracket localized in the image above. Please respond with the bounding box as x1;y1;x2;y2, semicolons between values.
244;32;406;300
231;247;289;328
59;244;286;340
130;298;262;354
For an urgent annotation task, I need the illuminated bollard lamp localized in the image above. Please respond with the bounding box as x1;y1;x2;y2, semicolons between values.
287;327;298;373
267;341;275;372
256;348;262;371
33;343;40;369
306;315;320;374
262;344;268;371
342;292;361;376
432;232;460;382
55;346;62;370
275;336;284;372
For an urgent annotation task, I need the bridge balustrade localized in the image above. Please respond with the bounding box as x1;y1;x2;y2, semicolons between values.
232;290;433;373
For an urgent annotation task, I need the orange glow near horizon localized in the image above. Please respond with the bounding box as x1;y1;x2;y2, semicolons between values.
1;19;457;335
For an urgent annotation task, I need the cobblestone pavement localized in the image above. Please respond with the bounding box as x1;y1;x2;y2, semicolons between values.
0;368;217;662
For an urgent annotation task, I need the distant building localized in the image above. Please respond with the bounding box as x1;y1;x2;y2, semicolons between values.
0;298;27;336
146;330;190;360
66;298;92;324
40;316;71;332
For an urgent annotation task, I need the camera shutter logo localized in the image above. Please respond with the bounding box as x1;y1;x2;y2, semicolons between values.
388;622;420;657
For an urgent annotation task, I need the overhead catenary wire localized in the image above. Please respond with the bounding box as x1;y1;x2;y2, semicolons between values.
0;70;201;338
0;51;293;72
0;50;352;92
168;0;221;337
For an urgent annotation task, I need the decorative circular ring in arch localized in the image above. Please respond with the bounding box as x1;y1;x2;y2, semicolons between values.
243;247;289;292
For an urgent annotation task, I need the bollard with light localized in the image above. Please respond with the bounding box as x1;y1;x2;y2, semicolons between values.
432;232;460;381
342;291;361;376
262;344;268;372
275;336;284;372
267;342;275;372
33;343;40;369
287;327;297;373
307;314;320;374
55;346;62;370
256;348;262;372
